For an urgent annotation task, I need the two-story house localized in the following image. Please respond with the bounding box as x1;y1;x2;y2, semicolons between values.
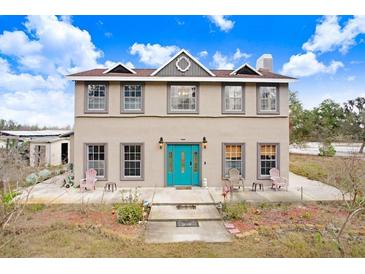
67;49;295;188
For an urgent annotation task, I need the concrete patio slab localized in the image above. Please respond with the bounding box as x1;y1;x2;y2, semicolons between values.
18;172;345;204
145;220;232;243
149;205;221;221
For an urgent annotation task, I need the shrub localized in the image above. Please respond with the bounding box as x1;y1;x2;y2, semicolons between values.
222;202;247;220
1;191;19;205
115;203;143;225
319;143;336;157
38;169;52;180
25;173;39;185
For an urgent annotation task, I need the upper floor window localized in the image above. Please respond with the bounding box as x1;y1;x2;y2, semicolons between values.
121;84;144;113
168;85;198;113
223;85;244;113
86;83;108;112
258;86;279;114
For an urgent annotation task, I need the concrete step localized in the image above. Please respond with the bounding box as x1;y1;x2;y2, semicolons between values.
152;188;216;205
145;220;232;243
148;204;222;221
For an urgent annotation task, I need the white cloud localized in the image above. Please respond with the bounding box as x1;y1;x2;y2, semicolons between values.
347;75;356;81
0;90;74;128
0;16;107;127
233;48;251;60
198;50;208;58
303;15;365;54
125;61;135;69
281;52;344;77
0;57;66;91
211;49;251;69
208;15;235;32
212;51;234;69
104;32;113;38
130;43;179;66
103;60;135;69
0;30;42;56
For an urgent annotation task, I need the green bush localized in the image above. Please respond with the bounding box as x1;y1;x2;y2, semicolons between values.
222;202;247;220
1;191;19;204
319;143;336;157
115;203;143;225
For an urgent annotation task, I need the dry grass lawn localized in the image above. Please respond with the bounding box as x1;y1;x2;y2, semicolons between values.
289;153;365;182
1;203;364;258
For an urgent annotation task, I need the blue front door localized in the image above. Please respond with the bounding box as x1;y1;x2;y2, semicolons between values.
166;144;200;186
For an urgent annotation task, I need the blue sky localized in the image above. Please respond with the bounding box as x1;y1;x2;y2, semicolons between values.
0;15;364;127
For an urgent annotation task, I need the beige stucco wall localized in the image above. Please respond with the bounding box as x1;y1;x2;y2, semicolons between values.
29;139;70;167
73;81;289;187
75;81;289;117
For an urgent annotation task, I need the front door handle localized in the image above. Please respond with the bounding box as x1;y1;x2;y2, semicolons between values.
189;161;192;166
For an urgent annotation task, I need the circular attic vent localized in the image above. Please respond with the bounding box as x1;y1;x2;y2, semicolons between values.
176;56;191;72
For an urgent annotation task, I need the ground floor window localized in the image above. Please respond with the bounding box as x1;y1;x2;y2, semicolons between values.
121;143;144;180
258;143;278;178
86;144;106;179
223;143;245;178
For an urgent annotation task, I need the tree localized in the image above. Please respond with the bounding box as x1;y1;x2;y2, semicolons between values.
312;99;345;142
344;97;365;153
326;155;365;256
289;91;316;144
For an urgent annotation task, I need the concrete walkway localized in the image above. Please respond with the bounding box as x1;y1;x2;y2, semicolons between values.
145;188;232;243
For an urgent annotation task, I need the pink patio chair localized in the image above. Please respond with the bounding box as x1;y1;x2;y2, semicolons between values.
79;168;97;192
269;168;289;191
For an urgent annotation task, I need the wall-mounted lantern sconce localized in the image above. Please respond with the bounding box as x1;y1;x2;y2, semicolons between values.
159;137;164;149
202;136;207;149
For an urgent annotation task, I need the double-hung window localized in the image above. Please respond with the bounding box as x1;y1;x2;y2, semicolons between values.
86;144;106;179
223;85;244;113
258;85;279;113
168;85;198;113
223;143;245;178
258;143;279;178
121;84;144;113
121;144;144;180
86;83;107;112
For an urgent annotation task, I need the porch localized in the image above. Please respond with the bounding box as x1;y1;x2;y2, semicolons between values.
17;172;344;204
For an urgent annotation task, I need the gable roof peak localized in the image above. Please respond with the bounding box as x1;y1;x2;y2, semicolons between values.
103;62;136;74
230;63;263;76
150;49;215;76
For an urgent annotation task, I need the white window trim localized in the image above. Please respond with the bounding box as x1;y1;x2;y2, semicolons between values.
222;143;245;179
121;83;144;113
257;143;280;179
257;85;280;114
120;143;144;181
84;82;108;113
222;84;245;114
167;83;199;114
85;143;107;180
